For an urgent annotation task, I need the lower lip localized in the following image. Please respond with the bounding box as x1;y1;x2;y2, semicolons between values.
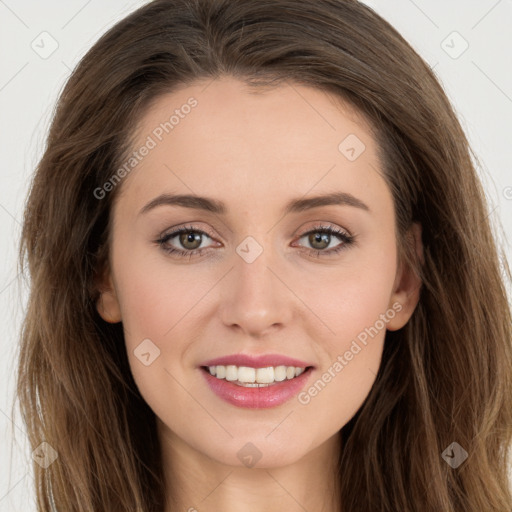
200;367;314;409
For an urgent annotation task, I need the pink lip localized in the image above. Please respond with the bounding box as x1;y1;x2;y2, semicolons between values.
200;366;314;409
201;353;314;369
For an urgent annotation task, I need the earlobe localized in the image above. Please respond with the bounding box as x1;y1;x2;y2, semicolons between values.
386;223;423;331
95;272;122;324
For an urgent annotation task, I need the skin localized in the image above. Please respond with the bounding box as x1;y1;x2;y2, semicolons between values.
96;76;422;512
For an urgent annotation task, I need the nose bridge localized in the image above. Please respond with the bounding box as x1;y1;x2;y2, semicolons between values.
219;233;292;336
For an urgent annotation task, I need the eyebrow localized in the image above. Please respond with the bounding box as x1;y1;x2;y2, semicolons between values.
139;191;370;216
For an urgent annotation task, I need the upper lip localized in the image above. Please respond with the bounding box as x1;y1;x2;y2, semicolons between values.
201;353;314;369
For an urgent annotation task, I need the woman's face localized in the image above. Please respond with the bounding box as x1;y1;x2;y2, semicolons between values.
97;76;421;468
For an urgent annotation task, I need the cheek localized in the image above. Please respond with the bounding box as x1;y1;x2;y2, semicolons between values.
114;246;209;346
107;225;398;467
114;259;204;425
300;236;398;351
109;243;199;395
118;249;396;345
293;240;397;424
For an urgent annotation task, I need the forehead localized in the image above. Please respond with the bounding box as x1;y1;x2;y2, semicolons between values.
115;76;391;219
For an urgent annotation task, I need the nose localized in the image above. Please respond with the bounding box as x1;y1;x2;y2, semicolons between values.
218;243;294;339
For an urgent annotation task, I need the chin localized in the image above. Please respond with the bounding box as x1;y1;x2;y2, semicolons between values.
203;434;312;470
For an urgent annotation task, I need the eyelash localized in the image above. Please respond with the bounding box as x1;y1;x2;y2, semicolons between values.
155;223;355;260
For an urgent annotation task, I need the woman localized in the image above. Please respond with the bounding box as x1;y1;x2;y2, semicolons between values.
15;0;512;510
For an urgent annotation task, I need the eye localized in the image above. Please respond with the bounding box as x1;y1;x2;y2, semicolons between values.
155;223;355;260
293;224;355;257
155;225;217;259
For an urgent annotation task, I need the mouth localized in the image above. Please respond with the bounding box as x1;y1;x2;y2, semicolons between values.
201;364;313;387
199;365;315;408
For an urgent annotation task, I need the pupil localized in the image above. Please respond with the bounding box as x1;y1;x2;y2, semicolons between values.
181;232;201;249
311;232;329;249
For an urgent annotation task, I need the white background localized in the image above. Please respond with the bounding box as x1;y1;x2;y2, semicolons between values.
1;1;511;509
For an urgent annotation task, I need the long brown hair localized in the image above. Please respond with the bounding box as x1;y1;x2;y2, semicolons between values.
14;0;512;510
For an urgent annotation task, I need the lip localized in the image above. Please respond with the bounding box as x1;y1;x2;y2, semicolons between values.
200;366;315;409
200;353;314;369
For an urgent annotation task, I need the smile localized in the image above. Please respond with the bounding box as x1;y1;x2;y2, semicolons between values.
200;365;314;408
205;365;306;387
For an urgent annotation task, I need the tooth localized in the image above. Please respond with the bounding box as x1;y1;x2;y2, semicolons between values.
210;364;306;383
237;382;270;388
237;366;256;383
274;365;287;382
225;365;238;381
256;367;274;384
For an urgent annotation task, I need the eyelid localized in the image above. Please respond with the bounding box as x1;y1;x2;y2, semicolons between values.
157;222;352;244
158;223;218;241
159;227;352;263
296;222;352;238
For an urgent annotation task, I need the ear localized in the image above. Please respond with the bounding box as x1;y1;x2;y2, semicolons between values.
95;265;122;324
386;222;423;331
